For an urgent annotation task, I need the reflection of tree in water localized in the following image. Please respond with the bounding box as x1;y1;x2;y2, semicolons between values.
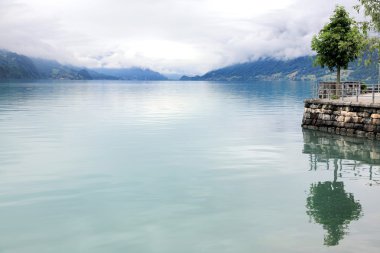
303;130;369;246
306;175;362;246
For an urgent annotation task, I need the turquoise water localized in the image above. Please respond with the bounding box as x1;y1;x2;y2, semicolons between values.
0;81;379;252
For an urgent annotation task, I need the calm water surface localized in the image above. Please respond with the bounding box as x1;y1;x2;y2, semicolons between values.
0;81;380;252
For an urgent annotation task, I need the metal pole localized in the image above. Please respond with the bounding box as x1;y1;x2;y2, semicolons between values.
315;82;318;99
373;83;375;104
356;84;359;102
376;58;380;103
328;84;330;100
372;57;380;103
341;82;344;101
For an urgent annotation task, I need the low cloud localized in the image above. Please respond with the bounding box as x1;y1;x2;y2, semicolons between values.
0;0;360;75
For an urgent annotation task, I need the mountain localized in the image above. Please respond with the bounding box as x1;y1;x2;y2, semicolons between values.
0;50;40;79
0;50;168;80
92;68;168;80
0;51;97;80
181;56;378;83
31;58;99;80
3;49;376;82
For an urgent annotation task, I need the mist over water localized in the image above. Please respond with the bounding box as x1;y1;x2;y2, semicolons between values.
0;80;379;253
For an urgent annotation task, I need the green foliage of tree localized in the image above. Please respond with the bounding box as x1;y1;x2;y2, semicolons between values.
355;1;380;83
312;6;365;87
357;0;380;31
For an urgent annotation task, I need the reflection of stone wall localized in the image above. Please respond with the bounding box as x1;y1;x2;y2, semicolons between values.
302;99;380;139
303;129;380;165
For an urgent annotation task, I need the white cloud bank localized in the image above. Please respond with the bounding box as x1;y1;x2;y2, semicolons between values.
0;0;362;75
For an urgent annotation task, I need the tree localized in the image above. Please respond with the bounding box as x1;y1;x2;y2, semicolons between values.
355;1;380;84
312;6;365;91
357;0;380;31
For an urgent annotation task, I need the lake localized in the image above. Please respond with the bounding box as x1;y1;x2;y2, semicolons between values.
0;80;379;253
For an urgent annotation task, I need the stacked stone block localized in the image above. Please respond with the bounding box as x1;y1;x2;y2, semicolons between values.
302;99;380;139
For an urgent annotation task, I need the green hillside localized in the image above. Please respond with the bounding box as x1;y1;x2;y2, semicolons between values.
92;68;168;81
0;50;40;79
181;56;378;83
31;58;97;80
0;50;168;81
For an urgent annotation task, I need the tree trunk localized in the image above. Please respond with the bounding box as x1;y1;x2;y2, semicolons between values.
336;66;341;96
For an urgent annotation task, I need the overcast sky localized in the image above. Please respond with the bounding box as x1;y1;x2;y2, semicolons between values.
0;0;363;75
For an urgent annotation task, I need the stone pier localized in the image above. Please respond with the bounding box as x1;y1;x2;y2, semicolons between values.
302;99;380;139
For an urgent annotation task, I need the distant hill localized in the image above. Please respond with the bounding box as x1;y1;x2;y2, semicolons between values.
0;50;40;79
3;49;376;82
181;56;378;83
31;58;99;80
0;50;168;81
92;67;168;81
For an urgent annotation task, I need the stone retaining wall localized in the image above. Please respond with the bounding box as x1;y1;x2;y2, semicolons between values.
302;99;380;139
